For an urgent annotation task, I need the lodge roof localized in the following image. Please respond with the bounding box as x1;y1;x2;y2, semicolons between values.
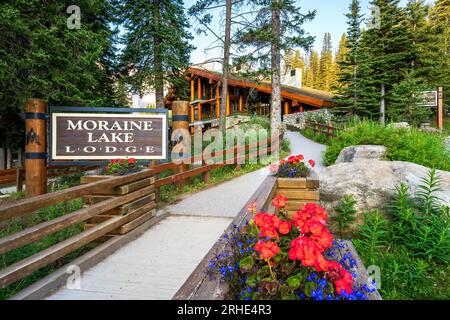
186;67;335;108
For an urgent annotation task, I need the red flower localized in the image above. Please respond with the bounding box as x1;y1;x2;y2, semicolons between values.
302;219;333;251
247;201;257;213
292;203;328;228
128;158;136;164
106;166;111;171
289;237;329;272
277;220;292;235
327;262;353;295
308;159;316;167
254;240;280;260
272;195;287;209
253;213;279;239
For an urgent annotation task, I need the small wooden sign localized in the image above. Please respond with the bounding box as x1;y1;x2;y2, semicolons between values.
418;91;438;107
51;113;167;160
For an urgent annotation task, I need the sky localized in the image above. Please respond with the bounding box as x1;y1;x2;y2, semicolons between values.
184;0;412;69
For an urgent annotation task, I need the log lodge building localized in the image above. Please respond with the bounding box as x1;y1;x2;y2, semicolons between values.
165;66;336;129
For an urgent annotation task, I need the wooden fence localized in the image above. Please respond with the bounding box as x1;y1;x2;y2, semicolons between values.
0;165;98;191
0;134;281;290
305;120;340;138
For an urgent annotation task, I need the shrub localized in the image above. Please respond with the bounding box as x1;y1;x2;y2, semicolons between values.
353;170;450;299
331;195;358;239
324;121;450;171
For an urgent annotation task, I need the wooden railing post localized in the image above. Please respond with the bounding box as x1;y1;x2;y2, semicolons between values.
16;167;24;192
25;99;47;197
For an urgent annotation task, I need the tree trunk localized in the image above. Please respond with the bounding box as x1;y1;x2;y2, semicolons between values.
6;148;12;169
380;83;385;125
270;0;282;132
219;0;232;133
0;148;5;170
153;0;165;108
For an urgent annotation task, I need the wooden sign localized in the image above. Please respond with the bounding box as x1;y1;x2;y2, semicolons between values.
51;113;167;160
418;91;438;107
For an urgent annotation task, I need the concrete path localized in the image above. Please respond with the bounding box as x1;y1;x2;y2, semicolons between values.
45;130;326;300
47;216;231;300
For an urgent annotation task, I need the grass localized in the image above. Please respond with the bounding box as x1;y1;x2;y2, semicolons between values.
323;121;450;171
0;172;96;300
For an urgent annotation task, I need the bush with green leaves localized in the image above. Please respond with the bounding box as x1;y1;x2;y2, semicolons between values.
353;170;450;299
331;195;358;239
389;170;449;264
324;121;449;171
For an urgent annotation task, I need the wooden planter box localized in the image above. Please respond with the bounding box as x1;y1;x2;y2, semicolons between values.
80;170;157;236
174;176;382;300
275;170;320;216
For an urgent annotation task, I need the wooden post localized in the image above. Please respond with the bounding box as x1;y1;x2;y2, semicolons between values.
216;85;220;119
283;101;290;115
198;78;202;100
190;80;195;101
226;93;230;116
25;98;47;197
16;167;24;192
172;101;190;187
437;87;444;130
238;94;244;113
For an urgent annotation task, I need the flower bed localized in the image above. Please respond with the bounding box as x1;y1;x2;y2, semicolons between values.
204;197;379;300
174;176;380;300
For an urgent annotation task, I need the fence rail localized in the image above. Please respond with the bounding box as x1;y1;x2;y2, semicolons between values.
304;120;340;138
0;165;99;191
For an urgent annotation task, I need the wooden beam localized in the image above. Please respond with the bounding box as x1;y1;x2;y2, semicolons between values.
226;92;230;116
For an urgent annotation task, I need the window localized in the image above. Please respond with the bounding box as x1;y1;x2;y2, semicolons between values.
291;69;296;77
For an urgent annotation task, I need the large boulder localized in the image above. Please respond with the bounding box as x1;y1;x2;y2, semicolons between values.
335;145;387;164
320;160;450;218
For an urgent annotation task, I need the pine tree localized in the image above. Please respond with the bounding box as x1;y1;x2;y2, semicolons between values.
0;0;119;152
318;32;337;91
424;0;450;105
119;0;194;107
363;0;415;124
234;0;315;131
334;0;377;117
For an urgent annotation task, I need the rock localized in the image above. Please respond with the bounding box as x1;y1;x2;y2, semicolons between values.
387;122;410;130
283;109;332;130
335;145;387;164
445;136;450;151
320;160;450;224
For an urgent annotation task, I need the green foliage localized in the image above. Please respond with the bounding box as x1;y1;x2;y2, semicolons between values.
332;195;358;238
323;121;450;171
353;211;390;265
118;0;194;100
353;170;450;299
0;0;124;151
390;170;450;263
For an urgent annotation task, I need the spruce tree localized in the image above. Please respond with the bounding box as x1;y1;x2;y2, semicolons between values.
318;32;337;92
363;0;415;123
233;0;315;131
119;0;194;107
0;0;119;152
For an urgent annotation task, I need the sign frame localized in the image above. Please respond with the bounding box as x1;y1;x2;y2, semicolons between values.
48;106;169;166
417;90;438;107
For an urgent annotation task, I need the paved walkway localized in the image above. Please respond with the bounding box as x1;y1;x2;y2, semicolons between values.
45;130;326;300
